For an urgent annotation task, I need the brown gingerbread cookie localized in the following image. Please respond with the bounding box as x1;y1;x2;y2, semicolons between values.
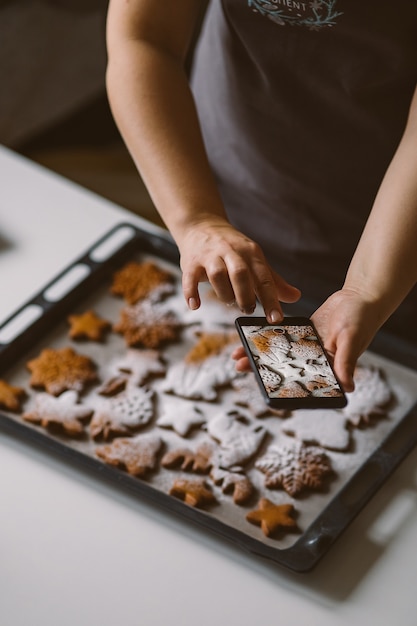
161;442;214;474
255;441;333;497
110;261;175;304
114;300;182;349
90;386;155;440
67;310;111;342
27;347;98;396
22;390;93;436
0;379;26;412
96;433;162;477
169;478;217;508
246;498;298;537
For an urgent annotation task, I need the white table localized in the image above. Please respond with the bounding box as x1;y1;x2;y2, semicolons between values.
1;145;417;626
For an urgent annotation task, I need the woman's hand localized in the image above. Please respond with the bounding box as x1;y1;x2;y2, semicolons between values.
232;287;386;392
177;217;301;323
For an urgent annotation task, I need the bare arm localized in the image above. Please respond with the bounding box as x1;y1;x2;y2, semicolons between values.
106;0;300;319
311;84;417;390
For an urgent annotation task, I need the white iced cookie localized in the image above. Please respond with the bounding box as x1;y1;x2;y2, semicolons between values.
282;409;350;451
207;410;267;470
157;399;206;436
90;386;155;440
162;331;239;401
343;364;392;426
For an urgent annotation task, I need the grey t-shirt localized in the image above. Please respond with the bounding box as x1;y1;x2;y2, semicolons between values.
191;0;417;311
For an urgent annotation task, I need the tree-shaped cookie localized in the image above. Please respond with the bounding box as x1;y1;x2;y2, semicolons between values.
96;433;162;477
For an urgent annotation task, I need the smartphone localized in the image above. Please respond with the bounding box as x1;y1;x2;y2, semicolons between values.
235;316;347;410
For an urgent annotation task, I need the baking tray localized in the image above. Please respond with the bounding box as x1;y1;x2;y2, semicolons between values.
1;222;417;573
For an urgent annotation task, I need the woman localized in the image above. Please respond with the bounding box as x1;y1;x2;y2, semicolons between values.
105;0;417;391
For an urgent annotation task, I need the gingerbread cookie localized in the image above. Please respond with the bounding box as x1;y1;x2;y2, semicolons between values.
169;478;217;508
162;331;239;401
282;409;350;451
246;498;298;538
255;441;333;497
114;300;181;349
67;310;111;342
207;410;267;470
96;433;162;477
22;390;93;436
27;347;98;396
0;379;26;412
161;442;213;474
110;261;175;304
99;349;166;396
343;364;392;426
211;467;254;505
232;374;287;417
156;401;206;436
90;386;155;440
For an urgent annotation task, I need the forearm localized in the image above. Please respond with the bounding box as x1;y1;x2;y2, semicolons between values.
106;23;227;243
344;86;417;326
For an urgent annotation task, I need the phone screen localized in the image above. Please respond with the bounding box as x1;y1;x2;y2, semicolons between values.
235;317;347;409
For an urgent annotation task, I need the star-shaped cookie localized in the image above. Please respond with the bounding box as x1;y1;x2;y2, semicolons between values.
246;498;298;537
0;379;26;412
156;401;206;436
67;310;111;342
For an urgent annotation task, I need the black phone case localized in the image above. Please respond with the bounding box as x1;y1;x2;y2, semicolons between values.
235;316;347;410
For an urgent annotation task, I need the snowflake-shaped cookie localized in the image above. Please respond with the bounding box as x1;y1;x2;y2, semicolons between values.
282;409;350;451
96;433;162;477
114;300;181;349
27;347;98;396
90;386;155;440
22;390;93;436
255;441;333;497
110;260;175;304
207;410;267;470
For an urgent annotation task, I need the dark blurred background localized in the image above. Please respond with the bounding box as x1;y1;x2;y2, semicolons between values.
1;0;207;227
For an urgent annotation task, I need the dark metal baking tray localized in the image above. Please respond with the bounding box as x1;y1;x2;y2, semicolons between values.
1;222;417;573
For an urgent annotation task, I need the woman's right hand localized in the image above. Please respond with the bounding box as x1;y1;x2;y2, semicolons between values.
176;216;301;322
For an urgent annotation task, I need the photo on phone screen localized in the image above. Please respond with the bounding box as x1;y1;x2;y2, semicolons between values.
235;316;347;409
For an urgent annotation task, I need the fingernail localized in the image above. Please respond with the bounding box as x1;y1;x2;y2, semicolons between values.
188;298;198;310
269;309;282;323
